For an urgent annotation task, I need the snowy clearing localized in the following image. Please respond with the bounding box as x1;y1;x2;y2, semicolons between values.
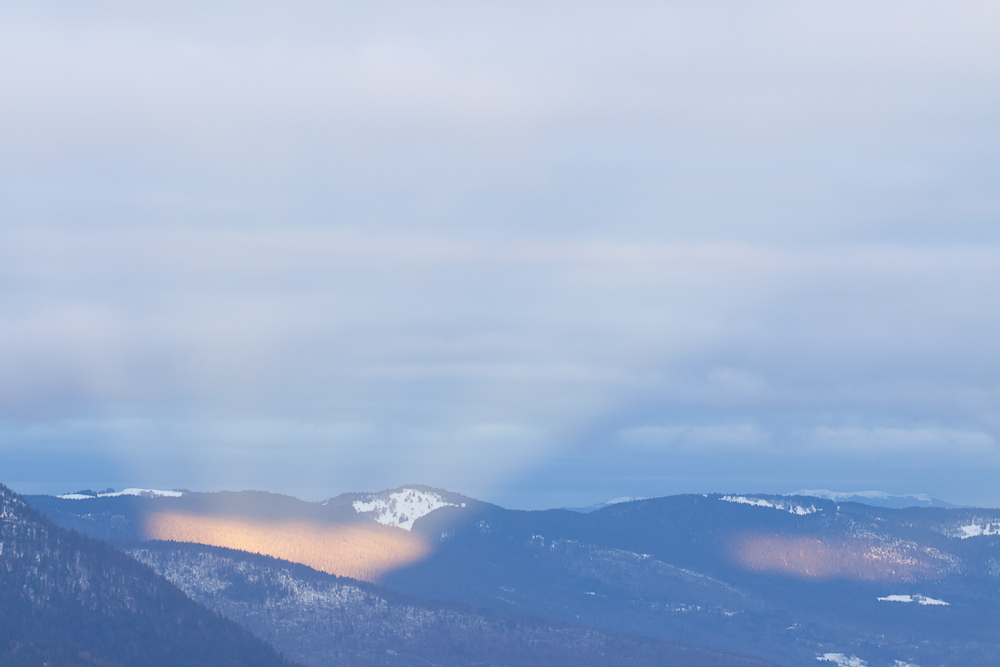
353;488;458;531
721;495;819;515
955;522;1000;538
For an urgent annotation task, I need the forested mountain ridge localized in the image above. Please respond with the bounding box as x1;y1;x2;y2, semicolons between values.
390;493;1000;666
130;540;778;667
0;483;296;667
27;486;1000;665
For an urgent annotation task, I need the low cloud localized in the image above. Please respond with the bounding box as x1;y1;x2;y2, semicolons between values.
618;425;770;451
803;427;997;456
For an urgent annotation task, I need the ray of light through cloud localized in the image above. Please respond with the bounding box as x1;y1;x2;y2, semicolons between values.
1;1;999;507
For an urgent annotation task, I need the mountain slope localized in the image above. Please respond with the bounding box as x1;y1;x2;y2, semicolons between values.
388;493;1000;666
28;486;1000;665
130;540;778;667
27;487;448;582
0;483;294;667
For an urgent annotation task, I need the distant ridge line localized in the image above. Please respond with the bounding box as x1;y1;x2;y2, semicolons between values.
789;489;960;509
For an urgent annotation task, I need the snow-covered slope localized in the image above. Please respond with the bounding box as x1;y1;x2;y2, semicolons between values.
954;520;1000;538
877;594;949;606
352;488;463;531
816;654;867;667
721;495;819;515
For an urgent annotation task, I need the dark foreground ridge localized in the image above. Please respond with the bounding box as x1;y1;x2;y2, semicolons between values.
0;482;295;667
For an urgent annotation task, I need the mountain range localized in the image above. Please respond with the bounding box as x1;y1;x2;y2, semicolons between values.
790;490;959;509
20;484;1000;666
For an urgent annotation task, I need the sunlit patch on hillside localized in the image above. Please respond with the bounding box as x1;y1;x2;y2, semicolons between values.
143;511;431;582
727;533;953;582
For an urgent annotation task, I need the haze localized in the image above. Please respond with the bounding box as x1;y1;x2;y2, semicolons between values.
2;1;999;508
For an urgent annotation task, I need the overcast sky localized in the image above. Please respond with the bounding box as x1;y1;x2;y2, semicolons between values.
2;1;1000;507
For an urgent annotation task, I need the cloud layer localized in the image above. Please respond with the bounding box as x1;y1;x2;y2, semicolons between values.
2;1;999;506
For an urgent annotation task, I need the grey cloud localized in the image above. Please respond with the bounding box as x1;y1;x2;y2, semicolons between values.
2;2;1000;506
618;425;771;451
803;426;997;456
4;3;999;238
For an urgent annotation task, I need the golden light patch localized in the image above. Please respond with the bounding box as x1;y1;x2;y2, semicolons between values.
728;533;945;582
143;511;431;583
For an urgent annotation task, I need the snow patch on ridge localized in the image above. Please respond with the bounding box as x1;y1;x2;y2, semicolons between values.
352;489;457;531
58;488;183;500
817;654;867;667
955;521;1000;538
721;495;819;515
878;594;949;606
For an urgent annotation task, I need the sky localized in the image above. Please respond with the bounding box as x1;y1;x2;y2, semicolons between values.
2;1;1000;508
